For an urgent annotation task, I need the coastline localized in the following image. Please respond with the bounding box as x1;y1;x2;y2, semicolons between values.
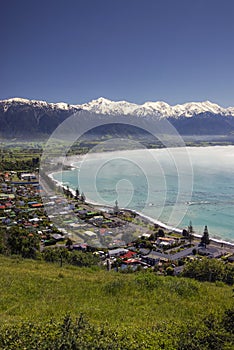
47;161;234;248
125;209;234;248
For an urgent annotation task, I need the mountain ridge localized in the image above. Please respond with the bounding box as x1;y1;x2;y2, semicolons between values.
2;97;234;118
80;97;234;118
1;97;234;139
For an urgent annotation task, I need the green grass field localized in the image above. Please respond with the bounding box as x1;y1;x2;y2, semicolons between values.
0;256;234;349
0;255;233;327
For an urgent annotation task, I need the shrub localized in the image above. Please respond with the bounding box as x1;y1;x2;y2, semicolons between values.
182;258;234;285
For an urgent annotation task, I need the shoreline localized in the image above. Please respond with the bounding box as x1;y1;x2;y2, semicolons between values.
47;168;234;248
135;211;234;247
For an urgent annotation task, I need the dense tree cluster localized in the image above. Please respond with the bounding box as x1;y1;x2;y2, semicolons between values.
0;157;40;171
1;226;40;259
182;257;234;285
42;247;100;268
0;227;100;268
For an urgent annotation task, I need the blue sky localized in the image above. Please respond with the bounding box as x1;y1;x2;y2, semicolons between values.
1;0;234;106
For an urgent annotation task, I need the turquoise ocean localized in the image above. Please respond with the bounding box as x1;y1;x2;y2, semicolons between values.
53;146;234;243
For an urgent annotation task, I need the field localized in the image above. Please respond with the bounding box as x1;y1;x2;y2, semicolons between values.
0;256;233;349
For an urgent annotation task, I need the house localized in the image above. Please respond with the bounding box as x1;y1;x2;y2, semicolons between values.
173;265;185;276
84;230;97;239
51;233;65;242
120;250;137;260
28;201;38;207
198;246;222;258
31;203;44;208
141;252;169;266
157;237;176;248
73;243;87;251
21;173;37;181
76;209;88;219
141;233;151;239
108;248;128;257
121;259;150;271
88;215;104;226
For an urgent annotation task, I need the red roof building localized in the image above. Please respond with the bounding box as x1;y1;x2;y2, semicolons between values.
120;250;137;260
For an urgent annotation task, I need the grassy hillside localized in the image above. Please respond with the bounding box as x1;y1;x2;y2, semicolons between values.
0;255;233;349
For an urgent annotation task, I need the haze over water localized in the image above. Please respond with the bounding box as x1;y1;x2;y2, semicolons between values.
53;146;234;243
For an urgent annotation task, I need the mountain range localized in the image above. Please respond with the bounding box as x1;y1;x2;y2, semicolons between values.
1;97;234;139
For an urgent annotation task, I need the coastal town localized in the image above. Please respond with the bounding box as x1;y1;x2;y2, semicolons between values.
2;2;234;348
1;170;234;276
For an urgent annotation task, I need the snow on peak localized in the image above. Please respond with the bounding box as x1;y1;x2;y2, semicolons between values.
1;97;79;111
1;97;234;118
81;97;140;116
80;98;234;118
5;97;32;103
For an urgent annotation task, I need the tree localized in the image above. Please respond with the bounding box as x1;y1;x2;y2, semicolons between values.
149;232;157;241
65;238;73;250
80;192;86;202
42;247;69;263
6;227;39;258
188;220;194;234
182;229;189;238
166;266;174;276
75;188;80;199
113;200;119;214
182;258;234;284
157;228;165;237
188;220;194;244
201;225;210;246
222;308;234;334
68;251;100;267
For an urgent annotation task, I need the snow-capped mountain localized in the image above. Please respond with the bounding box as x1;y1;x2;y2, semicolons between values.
2;96;234;118
0;97;80;139
2;97;80;112
80;97;234;118
0;97;234;139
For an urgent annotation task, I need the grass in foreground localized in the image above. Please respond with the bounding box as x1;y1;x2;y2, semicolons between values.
0;255;233;349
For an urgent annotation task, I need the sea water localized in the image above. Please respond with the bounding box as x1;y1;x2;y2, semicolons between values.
53;146;234;243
